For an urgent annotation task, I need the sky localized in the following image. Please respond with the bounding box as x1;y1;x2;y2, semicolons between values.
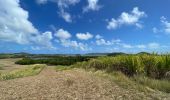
0;0;170;54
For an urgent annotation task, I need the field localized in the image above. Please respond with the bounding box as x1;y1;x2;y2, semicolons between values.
0;54;170;99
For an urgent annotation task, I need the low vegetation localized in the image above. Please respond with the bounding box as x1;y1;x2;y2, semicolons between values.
72;54;170;93
0;64;3;70
15;56;96;66
133;76;170;93
0;64;45;80
55;65;73;71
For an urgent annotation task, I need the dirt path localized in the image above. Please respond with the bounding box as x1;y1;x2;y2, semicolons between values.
0;67;169;100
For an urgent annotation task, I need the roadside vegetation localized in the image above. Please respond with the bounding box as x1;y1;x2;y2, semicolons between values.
0;64;45;80
72;54;170;93
6;52;170;93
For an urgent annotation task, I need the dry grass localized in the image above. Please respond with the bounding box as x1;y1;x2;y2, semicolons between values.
1;68;168;100
0;64;46;80
0;58;27;73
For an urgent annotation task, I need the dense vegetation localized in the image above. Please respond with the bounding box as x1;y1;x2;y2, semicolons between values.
0;64;45;80
15;56;96;66
72;54;170;92
74;55;170;79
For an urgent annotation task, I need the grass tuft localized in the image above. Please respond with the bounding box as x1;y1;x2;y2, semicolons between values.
0;64;45;80
72;55;170;93
133;76;170;93
0;64;4;70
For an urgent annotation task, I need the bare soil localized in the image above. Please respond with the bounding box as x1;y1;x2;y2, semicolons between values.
0;59;169;100
0;68;169;100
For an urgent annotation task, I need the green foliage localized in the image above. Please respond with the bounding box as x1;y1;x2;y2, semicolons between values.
15;56;95;66
72;54;170;93
0;64;45;80
75;55;170;79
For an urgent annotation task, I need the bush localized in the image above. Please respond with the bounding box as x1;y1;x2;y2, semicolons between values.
75;55;170;79
15;56;94;66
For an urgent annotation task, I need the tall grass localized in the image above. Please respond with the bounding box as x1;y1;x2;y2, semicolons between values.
0;64;45;80
133;76;170;93
72;55;170;92
75;55;170;79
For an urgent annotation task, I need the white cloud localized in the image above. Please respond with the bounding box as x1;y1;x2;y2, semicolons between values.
152;16;170;34
55;29;72;40
160;16;170;34
60;39;90;51
54;28;91;51
0;0;55;49
96;39;112;45
83;0;102;12
59;9;72;23
120;43;133;49
36;0;80;22
148;42;160;49
76;32;93;40
33;31;55;49
0;0;38;44
107;7;146;30
95;34;103;39
96;38;121;46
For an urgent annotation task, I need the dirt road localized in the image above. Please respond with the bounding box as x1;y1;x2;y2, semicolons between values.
0;67;169;100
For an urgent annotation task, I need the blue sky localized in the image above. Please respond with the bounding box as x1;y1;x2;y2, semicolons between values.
0;0;170;54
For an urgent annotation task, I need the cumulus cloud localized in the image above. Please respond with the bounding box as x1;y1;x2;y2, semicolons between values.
160;16;170;34
59;9;72;23
107;7;146;30
152;16;170;34
36;0;80;22
55;28;72;40
0;0;38;43
33;31;55;49
95;34;103;39
54;29;90;51
60;39;90;51
76;32;93;40
84;0;102;12
0;0;55;49
96;38;121;46
83;0;102;12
